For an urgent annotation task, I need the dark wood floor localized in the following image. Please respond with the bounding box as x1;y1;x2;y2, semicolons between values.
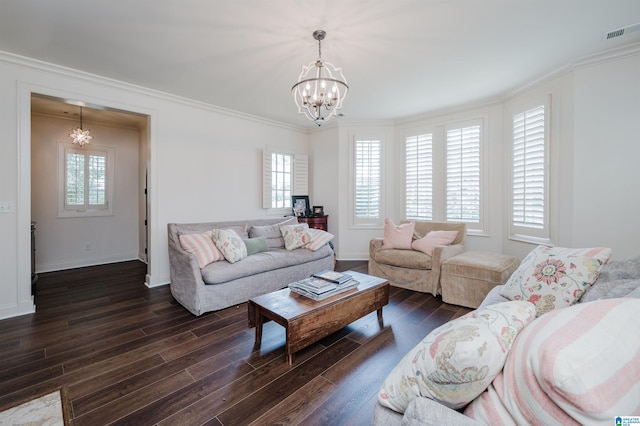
0;260;471;425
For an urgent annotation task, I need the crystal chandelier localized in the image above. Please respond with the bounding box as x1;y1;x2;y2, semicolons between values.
291;30;349;126
69;106;93;146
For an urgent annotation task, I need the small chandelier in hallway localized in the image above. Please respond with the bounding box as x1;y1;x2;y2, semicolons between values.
69;106;93;146
291;30;349;126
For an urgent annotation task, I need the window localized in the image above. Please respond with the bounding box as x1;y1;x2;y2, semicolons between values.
405;133;433;220
446;124;481;224
271;152;292;209
353;139;382;225
511;103;548;241
262;147;307;214
59;144;113;217
402;118;486;233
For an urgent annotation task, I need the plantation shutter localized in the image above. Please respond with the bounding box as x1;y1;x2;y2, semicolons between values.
64;147;108;211
354;139;381;221
262;147;307;210
446;125;480;223
293;154;308;196
405;133;433;220
262;148;273;208
512;105;545;229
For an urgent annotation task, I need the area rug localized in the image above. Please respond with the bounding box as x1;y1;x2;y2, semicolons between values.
0;387;71;426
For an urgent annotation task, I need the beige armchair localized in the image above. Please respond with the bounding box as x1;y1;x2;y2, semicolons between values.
368;221;466;296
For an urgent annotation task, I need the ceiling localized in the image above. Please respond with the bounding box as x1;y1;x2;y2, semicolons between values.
2;1;640;129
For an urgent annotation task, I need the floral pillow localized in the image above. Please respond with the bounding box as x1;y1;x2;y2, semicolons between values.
500;245;611;316
280;224;312;250
377;300;536;413
211;228;247;263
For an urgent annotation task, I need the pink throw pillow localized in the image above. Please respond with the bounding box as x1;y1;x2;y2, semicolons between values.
179;231;224;268
411;230;459;256
381;219;415;250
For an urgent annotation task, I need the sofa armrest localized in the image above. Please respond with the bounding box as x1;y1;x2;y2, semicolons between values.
167;225;207;315
370;237;384;257
431;244;465;294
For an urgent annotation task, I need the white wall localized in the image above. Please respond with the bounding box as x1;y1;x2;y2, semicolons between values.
571;52;640;259
311;46;640;262
2;45;639;319
31;114;140;272
0;52;309;319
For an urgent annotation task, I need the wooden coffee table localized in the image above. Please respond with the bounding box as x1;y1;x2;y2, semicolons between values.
248;271;390;365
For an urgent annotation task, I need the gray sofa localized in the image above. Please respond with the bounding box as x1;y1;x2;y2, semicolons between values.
372;254;640;425
167;217;334;316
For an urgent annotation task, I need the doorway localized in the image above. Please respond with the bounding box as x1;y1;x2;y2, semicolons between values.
30;94;151;279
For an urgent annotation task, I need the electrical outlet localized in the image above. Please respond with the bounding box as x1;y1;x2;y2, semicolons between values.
0;202;14;213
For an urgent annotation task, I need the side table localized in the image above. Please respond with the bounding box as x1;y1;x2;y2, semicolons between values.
298;215;328;231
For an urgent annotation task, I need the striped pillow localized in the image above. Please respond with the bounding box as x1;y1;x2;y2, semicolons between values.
305;228;334;251
178;231;224;268
465;298;640;424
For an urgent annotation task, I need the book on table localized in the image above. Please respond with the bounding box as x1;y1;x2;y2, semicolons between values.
292;277;337;294
289;275;359;301
311;270;354;285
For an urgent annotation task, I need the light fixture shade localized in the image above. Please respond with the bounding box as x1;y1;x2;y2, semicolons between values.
292;30;349;126
69;106;92;146
69;127;93;146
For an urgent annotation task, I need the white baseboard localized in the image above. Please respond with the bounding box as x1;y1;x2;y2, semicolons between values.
35;255;140;274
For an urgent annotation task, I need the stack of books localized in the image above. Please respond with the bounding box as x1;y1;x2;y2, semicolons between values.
289;270;359;301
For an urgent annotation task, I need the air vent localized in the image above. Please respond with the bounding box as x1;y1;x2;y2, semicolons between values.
604;23;640;40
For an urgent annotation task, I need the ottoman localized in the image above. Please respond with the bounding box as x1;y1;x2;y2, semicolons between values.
440;251;520;308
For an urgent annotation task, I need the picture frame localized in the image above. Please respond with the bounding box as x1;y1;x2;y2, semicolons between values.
312;205;324;216
291;195;310;217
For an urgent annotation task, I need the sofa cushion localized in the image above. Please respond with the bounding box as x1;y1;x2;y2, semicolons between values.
243;236;269;256
178;231;224;268
378;300;536;413
248;217;298;249
200;245;333;284
305;228;335;252
212;228;248;264
500;245;611;316
374;248;433;270
411;230;459;256
465;298;640;425
381;218;415;250
280;224;312;250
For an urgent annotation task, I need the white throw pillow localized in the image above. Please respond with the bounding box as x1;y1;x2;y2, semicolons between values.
212;228;247;263
378;300;536;413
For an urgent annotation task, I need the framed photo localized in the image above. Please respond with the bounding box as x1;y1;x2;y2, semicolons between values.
291;195;310;217
312;205;324;216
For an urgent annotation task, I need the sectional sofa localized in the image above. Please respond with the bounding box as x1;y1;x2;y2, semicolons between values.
373;249;640;425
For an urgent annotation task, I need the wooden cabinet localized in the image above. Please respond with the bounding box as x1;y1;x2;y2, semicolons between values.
298;215;328;231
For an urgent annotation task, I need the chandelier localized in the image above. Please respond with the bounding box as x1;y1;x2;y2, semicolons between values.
69;106;92;146
291;30;349;126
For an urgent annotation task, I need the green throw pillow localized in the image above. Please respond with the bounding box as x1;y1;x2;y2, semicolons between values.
243;236;269;256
